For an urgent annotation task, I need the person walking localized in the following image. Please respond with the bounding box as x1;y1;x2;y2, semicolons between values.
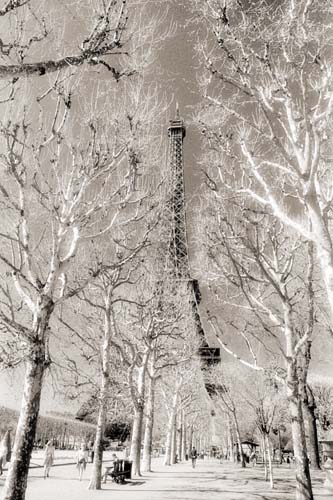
43;440;55;479
190;447;198;468
76;443;89;481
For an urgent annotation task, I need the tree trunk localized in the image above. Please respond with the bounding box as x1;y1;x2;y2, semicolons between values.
188;425;193;456
164;391;178;466
262;436;268;481
265;434;274;489
177;412;182;462
3;356;46;500
283;298;314;500
232;410;245;468
303;400;320;470
88;295;112;489
130;405;144;476
300;363;321;470
181;413;186;461
227;416;234;462
129;351;149;476
171;415;177;464
278;429;283;465
88;385;107;489
195;435;200;452
288;373;314;500
298;245;320;472
164;415;173;465
306;194;333;327
142;376;155;473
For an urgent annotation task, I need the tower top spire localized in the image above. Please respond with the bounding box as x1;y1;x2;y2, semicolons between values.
168;104;186;139
176;102;180;119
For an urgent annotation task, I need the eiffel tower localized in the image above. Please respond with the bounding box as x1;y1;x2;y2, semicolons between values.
165;107;220;367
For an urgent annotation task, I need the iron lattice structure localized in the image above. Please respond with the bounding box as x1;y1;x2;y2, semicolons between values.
166;113;189;279
165;109;220;365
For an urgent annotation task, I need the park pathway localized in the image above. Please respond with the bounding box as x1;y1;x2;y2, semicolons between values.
0;456;331;500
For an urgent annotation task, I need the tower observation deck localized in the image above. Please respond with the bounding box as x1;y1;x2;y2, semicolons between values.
166;109;220;366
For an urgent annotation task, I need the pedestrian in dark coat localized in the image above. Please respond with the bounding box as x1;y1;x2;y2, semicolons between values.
190;447;198;468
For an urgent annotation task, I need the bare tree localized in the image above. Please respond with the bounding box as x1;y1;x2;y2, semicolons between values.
207;365;246;468
58;262;142;489
205;208;317;500
142;354;157;472
142;322;194;472
0;71;160;499
114;276;198;475
0;0;166;81
50;76;168;488
241;372;285;488
162;366;191;467
192;0;333;329
313;383;333;433
161;356;206;466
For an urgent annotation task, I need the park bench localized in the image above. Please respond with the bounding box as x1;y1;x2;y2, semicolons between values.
103;459;132;484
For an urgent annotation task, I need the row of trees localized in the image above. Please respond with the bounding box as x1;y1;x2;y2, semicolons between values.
0;407;95;450
190;1;333;500
0;1;183;499
60;267;207;485
0;3;332;500
207;364;332;489
0;1;216;497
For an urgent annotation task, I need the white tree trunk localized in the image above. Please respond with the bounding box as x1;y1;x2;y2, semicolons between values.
181;412;186;461
88;398;106;489
177;412;182;462
164;417;173;466
3;300;53;500
171;415;177;464
3;356;46;500
130;406;144;476
130;354;149;476
188;425;193;456
284;302;313;500
142;376;155;472
262;436;268;481
89;295;112;489
232;410;245;468
164;391;178;466
306;193;333;325
287;376;314;500
264;434;274;489
303;395;320;470
227;416;234;462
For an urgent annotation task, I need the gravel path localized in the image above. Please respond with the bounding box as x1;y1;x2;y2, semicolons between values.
0;454;331;500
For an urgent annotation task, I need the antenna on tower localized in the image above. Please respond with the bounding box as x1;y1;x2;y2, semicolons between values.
176;102;180;119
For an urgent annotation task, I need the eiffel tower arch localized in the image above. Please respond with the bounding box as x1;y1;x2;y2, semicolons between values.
165;108;220;368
